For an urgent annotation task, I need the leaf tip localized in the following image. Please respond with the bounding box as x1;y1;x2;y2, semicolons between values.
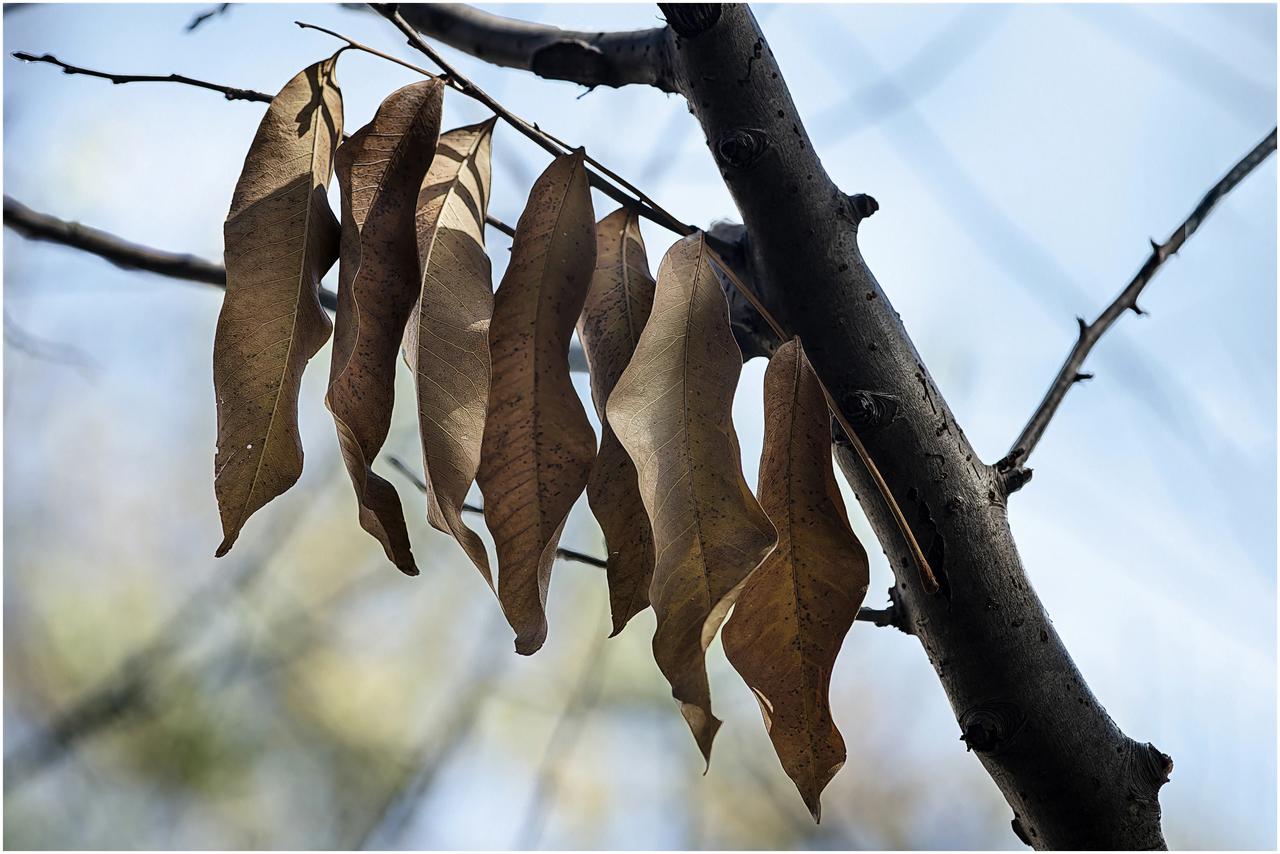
804;792;823;824
513;634;545;656
214;534;236;558
679;702;721;770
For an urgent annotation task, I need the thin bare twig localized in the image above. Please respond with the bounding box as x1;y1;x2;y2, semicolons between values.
1002;127;1278;477
11;50;269;102
386;456;608;570
2;465;338;789
387;455;904;627
3;194;245;285
352;608;509;849
704;246;939;595
185;2;231;32
3;195;512;298
10;53;519;239
4;310;98;375
515;605;610;848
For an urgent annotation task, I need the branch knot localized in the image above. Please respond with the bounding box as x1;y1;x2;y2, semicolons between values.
714;127;770;170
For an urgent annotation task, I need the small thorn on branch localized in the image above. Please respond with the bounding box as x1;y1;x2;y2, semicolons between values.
1071;372;1093;384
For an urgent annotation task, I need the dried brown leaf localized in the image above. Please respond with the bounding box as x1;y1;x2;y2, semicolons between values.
405;118;498;586
213;55;343;557
326;79;444;576
606;232;777;764
477;150;598;654
723;337;869;822
577;207;657;636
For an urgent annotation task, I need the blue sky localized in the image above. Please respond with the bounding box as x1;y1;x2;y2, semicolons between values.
3;4;1276;848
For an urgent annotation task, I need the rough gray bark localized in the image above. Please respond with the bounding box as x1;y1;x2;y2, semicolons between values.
402;4;1173;848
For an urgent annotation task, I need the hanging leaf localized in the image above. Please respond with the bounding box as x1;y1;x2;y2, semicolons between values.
722;337;869;822
477;150;597;654
577;207;658;636
606;232;776;764
404;118;498;586
213;55;343;557
326;79;444;576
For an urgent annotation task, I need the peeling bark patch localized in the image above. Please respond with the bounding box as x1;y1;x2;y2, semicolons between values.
905;486;947;593
737;38;762;85
916;367;936;414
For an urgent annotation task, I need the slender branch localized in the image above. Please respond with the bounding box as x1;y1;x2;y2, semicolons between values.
3;198;571;370
4;310;97;374
386;456;607;569
185;3;231;32
484;215;515;238
348;9;695;236
515;606;610;848
289;21;441;82
11;50;270;102
386;453;902;627
3;471;336;788
3;194;242;285
396;3;676;92
706;246;938;595
1003;127;1278;476
352;609;509;849
10;53;518;238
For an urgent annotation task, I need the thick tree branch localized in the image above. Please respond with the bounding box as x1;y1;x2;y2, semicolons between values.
396;3;676;92
409;3;1181;846
1003;127;1277;476
660;7;1172;846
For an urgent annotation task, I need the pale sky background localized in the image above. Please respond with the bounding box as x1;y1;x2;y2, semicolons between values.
3;3;1276;850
